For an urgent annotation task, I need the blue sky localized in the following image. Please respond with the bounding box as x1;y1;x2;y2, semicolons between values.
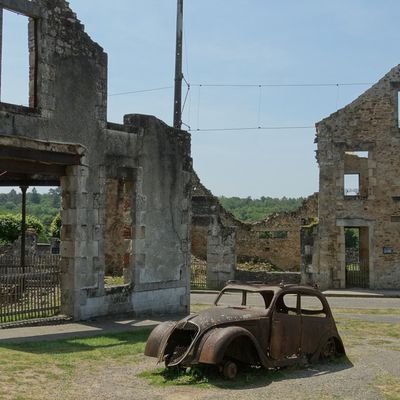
3;1;400;197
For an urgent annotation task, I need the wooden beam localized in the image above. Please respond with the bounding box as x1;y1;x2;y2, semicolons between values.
0;178;59;186
0;159;66;176
0;146;82;165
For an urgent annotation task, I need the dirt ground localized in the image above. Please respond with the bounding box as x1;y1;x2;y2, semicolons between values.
38;346;398;400
35;318;400;400
1;299;399;400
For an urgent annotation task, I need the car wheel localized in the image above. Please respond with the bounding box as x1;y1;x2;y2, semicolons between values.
320;337;336;360
223;360;238;379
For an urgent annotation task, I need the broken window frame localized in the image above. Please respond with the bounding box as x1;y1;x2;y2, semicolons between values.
343;150;370;199
344;173;360;197
0;4;39;109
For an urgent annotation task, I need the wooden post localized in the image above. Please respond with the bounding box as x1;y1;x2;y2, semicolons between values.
20;185;28;282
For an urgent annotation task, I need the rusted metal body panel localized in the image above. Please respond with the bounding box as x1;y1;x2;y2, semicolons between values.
144;283;345;378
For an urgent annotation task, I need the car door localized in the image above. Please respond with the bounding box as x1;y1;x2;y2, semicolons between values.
269;292;301;359
300;292;330;355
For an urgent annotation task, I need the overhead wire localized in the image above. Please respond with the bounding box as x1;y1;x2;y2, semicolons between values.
189;125;314;133
109;86;173;97
108;81;373;97
189;82;373;88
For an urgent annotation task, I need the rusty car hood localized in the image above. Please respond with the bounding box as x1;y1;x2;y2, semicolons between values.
183;306;269;331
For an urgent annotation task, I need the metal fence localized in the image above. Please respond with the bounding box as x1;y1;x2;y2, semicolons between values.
0;255;61;324
345;260;369;288
191;261;207;289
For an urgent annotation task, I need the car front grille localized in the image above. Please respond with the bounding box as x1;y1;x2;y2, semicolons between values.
164;322;199;366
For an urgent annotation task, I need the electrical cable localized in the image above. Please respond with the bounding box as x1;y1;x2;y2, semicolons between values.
109;86;173;97
108;81;372;97
189;125;314;132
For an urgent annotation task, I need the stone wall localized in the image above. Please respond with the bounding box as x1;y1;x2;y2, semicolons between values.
192;173;236;289
235;194;318;271
313;64;400;289
191;172;318;272
235;270;301;285
0;0;192;319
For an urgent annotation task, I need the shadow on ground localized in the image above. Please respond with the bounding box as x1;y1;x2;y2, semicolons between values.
140;356;353;390
0;328;152;355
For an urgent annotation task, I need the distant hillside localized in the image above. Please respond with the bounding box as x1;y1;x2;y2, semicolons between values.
219;196;304;223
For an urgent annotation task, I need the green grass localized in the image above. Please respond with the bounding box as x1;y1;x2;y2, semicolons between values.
139;365;289;389
1;312;399;398
0;328;151;399
336;318;400;340
104;275;125;286
332;308;400;316
373;373;400;400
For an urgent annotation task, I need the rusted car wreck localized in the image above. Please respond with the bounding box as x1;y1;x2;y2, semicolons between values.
145;282;345;378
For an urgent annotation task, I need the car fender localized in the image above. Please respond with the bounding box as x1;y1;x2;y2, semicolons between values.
309;331;346;363
197;326;267;366
144;321;177;359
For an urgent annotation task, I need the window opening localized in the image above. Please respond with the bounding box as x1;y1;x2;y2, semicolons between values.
1;9;30;106
345;151;368;159
276;293;298;315
344;174;360;196
259;230;288;239
246;292;268;308
104;178;133;287
300;295;326;318
216;289;243;307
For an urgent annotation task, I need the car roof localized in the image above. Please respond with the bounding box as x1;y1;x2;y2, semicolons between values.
222;282;322;295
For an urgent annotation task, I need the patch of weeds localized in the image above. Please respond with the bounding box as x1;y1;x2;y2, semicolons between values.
374;373;400;400
139;367;211;388
140;365;288;389
367;339;394;346
336;318;400;340
191;304;212;313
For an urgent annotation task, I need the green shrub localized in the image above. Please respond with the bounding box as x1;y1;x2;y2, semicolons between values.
0;213;44;243
50;213;62;239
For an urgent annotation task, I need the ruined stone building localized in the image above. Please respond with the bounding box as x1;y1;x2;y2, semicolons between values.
191;172;317;288
306;65;400;290
0;0;191;319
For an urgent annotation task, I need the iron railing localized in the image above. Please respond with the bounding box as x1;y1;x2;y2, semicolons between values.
191;260;207;289
345;260;369;288
0;255;61;324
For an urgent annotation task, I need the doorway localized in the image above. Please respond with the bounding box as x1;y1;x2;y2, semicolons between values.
344;227;369;288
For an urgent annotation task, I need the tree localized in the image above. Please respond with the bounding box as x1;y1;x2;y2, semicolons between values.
30;187;41;204
0;213;44;243
50;213;62;238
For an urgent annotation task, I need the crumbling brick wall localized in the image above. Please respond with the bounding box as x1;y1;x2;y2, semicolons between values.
235;194;318;271
191;172;318;272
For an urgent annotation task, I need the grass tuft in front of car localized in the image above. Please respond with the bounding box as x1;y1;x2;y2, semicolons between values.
139;365;291;389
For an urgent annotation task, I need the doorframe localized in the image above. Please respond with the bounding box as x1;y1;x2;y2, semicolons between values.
336;218;375;289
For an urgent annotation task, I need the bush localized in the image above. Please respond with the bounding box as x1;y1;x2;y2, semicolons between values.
0;213;44;243
50;213;62;239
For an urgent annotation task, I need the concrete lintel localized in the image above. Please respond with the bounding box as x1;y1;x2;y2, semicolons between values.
336;218;375;227
0;0;42;17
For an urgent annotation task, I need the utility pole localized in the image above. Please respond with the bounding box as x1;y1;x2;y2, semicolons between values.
173;0;183;129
